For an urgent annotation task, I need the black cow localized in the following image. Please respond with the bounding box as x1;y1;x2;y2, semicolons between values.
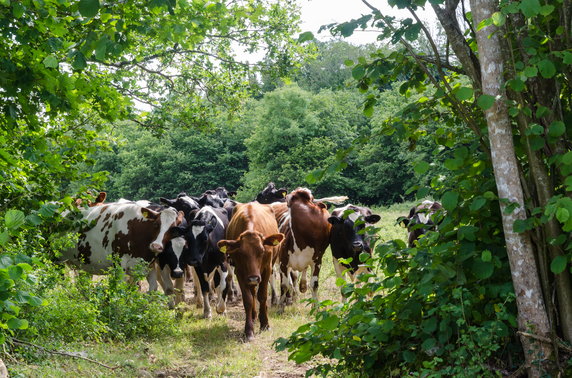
175;206;231;318
255;182;288;204
401;200;443;247
328;204;380;297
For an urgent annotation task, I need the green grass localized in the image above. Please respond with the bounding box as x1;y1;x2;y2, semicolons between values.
7;204;410;377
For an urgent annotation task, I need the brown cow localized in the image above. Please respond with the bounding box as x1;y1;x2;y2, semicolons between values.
273;188;331;306
217;202;283;341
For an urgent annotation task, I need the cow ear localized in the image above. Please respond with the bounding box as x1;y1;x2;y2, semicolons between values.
328;216;343;225
228;191;237;198
95;192;106;204
207;217;217;231
141;208;159;219
365;215;381;224
160;197;172;206
170;225;187;238
188;209;199;221
430;201;442;211
176;211;185;225
263;233;284;247
217;240;240;254
408;207;417;218
396;216;409;228
278;189;287;198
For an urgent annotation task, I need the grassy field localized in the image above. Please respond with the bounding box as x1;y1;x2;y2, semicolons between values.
7;202;412;377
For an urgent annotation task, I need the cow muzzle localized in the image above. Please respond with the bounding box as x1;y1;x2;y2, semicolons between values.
171;268;184;279
150;243;163;253
352;241;364;252
248;275;260;286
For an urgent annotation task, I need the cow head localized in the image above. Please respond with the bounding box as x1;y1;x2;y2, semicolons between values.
329;206;380;269
160;195;200;221
255;182;288;204
401;200;444;247
218;231;283;286
196;193;225;208
184;216;219;266
158;236;187;279
145;207;185;254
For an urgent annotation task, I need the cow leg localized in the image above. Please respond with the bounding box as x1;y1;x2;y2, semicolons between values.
215;265;228;315
299;267;308;293
279;265;294;306
333;258;348;302
147;263;160;292
224;263;236;303
195;266;212;318
239;280;256;341
191;266;203;308
269;263;280;306
185;265;193;283
159;266;177;309
258;270;270;331
174;276;185;305
310;262;321;304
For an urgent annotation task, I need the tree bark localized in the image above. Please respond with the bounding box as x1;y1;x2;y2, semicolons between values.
470;0;555;375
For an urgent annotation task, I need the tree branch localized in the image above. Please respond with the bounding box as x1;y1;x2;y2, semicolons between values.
11;338;120;370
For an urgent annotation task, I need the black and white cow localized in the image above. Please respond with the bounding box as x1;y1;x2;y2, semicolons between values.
160;194;201;221
175;206;231;318
255;182;288;204
401;200;444;247
328;205;381;292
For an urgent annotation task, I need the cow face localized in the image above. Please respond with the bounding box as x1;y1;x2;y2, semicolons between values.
402;201;443;247
329;211;380;253
255;182;288;204
184;217;218;266
160;195;200;220
158;236;187;279
218;231;283;286
148;207;185;254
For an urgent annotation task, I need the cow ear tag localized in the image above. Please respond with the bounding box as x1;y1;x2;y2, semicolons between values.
141;210;149;219
272;239;280;246
220;245;227;253
282;192;286;197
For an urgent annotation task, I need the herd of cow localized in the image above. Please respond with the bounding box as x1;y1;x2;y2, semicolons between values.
60;183;442;341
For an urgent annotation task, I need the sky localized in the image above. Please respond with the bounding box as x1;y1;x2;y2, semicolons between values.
298;0;436;45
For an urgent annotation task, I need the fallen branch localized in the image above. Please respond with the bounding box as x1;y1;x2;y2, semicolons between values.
10;338;120;370
517;331;572;353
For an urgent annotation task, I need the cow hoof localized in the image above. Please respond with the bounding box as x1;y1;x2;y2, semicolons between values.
216;305;226;315
245;334;255;342
299;281;307;293
203;311;212;319
285;297;293;306
261;324;270;331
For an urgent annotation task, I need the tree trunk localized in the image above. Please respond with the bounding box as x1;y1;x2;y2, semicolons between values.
470;0;555;375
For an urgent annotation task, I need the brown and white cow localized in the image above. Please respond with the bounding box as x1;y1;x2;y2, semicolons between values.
217;202;284;341
273;188;331;306
60;201;185;287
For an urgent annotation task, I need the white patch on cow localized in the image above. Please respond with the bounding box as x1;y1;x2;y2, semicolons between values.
216;267;228;314
417;212;429;224
135;200;152;207
180;196;199;208
170;236;185;273
332;205;360;222
120;254;145;271
150;207;179;252
198;206;224;228
192;225;205;238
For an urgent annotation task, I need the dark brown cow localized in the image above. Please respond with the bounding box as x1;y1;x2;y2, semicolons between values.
273;188;331;306
217;202;283;341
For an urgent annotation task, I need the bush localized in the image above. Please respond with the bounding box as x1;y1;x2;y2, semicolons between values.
22;259;178;343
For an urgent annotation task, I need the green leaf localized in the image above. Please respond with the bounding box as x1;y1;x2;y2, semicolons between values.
507;78;525;92
551;255;568;274
520;0;541;18
455;87;473;101
548;121;565;137
78;0;100;18
352;65;365;80
0;231;8;246
71;51;87;70
403;350;416;363
441;191;459;211
539;4;555;15
297;31;314;43
525;123;544;136
43;55;59;69
12;2;24;18
319;315;339;331
538;59;556;78
421;338;436;351
414;161;429;174
557;207;570;223
565;176;572;191
563;51;572;65
481;250;492;262
523;66;538;77
470;197;487;211
7;318;28;330
491;12;505;26
94;37;108;60
5;210;25;230
477;94;495;110
473;259;494;279
562;152;572;165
